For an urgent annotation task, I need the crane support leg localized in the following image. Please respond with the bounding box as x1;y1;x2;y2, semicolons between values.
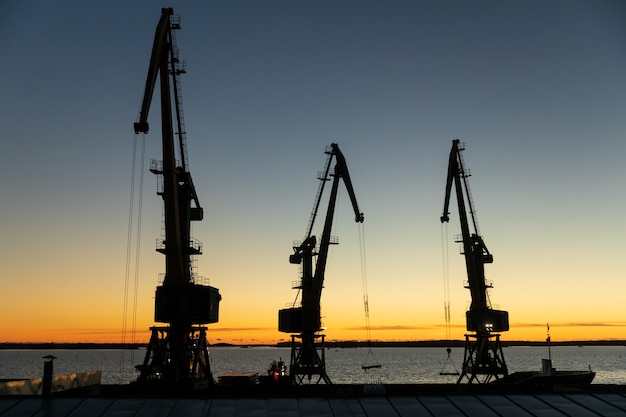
136;326;214;392
288;334;332;384
457;333;508;384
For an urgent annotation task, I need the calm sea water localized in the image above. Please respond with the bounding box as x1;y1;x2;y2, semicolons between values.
1;346;624;386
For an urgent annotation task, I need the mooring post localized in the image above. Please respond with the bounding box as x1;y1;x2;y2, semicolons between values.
42;355;56;397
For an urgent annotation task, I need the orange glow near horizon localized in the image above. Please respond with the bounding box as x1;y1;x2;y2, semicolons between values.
3;320;625;345
2;251;623;345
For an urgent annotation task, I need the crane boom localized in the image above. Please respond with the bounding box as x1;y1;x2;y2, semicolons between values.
279;143;363;384
313;143;363;302
440;139;508;384
134;9;171;135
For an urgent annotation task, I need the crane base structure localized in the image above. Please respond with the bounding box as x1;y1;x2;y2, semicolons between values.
136;326;214;392
457;333;508;384
287;334;332;385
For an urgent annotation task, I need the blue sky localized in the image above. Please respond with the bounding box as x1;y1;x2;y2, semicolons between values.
1;0;625;343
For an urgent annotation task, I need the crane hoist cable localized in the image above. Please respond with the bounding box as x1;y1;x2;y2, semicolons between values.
119;134;136;382
359;223;372;344
439;222;460;377
130;134;146;366
359;223;382;384
441;222;451;340
120;132;147;382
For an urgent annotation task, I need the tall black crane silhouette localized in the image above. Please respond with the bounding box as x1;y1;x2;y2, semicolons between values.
441;139;508;384
279;143;363;384
133;8;221;392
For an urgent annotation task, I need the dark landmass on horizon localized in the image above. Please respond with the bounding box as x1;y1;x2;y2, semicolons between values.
1;340;624;350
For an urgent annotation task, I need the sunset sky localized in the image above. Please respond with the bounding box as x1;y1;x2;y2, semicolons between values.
1;1;625;345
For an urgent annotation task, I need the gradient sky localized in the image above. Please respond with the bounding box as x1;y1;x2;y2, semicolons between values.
1;1;625;344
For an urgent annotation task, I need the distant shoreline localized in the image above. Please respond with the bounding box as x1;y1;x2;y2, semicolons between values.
1;340;624;350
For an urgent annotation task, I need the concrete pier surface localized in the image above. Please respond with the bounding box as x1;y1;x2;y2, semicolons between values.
1;384;625;416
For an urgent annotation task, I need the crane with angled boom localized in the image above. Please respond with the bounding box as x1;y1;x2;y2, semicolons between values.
279;143;364;384
132;8;221;393
441;139;509;384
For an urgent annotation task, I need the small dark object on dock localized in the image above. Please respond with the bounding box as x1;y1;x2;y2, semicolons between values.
218;372;259;385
